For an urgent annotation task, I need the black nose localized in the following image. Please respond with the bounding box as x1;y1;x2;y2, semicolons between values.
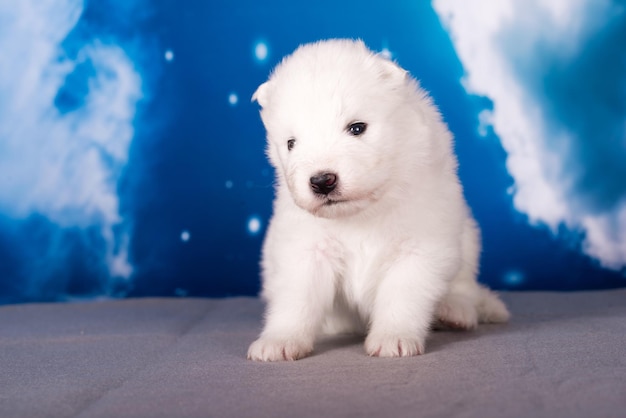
310;172;338;195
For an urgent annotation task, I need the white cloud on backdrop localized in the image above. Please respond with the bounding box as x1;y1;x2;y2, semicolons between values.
0;0;141;279
433;0;626;270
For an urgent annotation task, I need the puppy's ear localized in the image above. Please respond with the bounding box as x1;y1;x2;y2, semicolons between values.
252;81;272;108
377;57;407;83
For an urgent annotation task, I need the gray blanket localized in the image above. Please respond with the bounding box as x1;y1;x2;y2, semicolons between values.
1;290;625;417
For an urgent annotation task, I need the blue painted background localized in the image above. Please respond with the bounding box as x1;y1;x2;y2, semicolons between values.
1;0;625;304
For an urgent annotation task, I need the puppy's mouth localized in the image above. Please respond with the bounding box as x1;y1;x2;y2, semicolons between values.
307;192;378;218
310;198;350;217
323;198;348;206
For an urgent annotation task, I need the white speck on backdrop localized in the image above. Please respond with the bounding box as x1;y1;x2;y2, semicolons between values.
247;216;261;235
254;41;268;62
503;270;525;286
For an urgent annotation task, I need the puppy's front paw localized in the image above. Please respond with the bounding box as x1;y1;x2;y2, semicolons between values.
365;333;424;358
247;337;313;362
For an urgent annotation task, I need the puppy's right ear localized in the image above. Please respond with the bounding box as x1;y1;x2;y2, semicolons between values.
252;81;271;108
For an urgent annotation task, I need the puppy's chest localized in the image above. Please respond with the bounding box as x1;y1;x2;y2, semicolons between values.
331;234;390;305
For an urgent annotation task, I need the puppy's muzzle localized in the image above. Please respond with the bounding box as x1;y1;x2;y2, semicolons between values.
310;172;338;195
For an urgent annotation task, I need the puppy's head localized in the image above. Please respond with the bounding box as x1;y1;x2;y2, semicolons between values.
253;39;413;218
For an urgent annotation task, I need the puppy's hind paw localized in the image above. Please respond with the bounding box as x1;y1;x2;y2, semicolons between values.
247;337;313;362
477;288;510;324
434;294;478;331
365;333;424;358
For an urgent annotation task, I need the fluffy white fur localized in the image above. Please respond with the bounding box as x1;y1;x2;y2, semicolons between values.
248;39;509;361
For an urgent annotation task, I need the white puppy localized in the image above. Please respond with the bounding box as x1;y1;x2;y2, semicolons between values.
248;39;509;361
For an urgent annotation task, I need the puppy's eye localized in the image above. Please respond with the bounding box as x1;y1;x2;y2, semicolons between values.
287;138;296;151
348;121;368;136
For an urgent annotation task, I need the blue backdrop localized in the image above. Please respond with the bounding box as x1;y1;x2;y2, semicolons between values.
1;0;625;304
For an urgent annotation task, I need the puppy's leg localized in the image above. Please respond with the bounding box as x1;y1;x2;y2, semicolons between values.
435;233;480;330
435;217;509;329
247;248;336;362
365;251;451;357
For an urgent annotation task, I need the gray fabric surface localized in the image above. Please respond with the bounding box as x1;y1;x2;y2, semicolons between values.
1;290;625;418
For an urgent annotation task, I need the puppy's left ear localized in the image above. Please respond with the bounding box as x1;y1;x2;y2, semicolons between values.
377;57;408;83
252;81;272;108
